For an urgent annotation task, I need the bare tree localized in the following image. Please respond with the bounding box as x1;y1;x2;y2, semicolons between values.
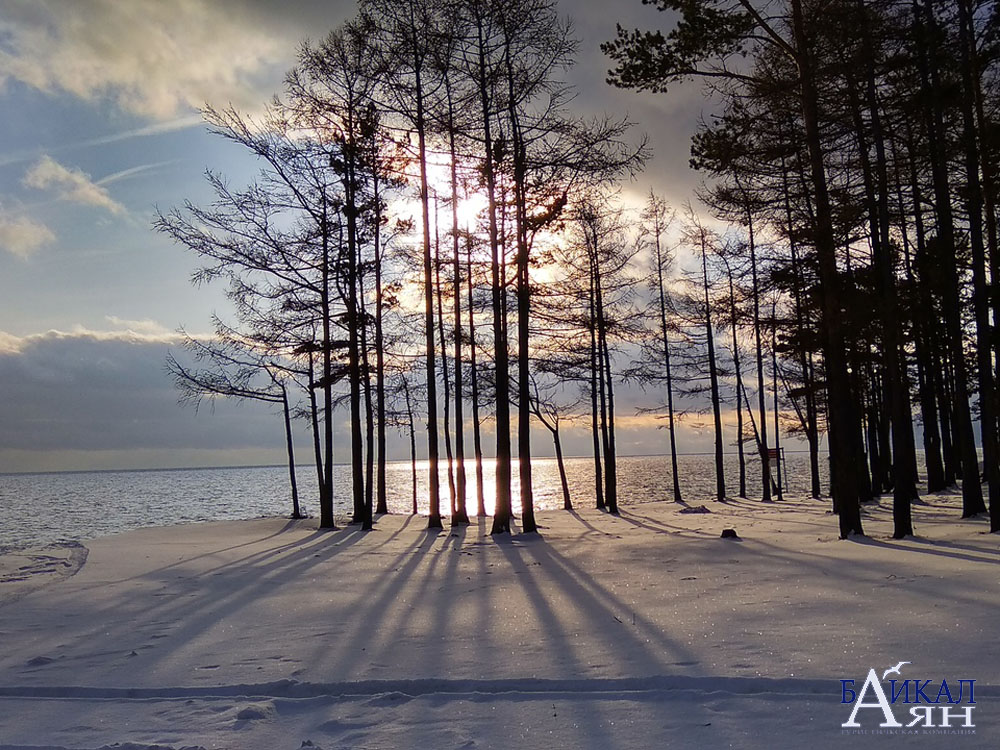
167;331;306;519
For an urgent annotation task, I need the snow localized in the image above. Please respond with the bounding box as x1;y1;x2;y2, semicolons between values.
0;493;997;748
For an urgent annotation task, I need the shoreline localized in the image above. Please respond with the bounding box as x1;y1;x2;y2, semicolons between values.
2;489;995;600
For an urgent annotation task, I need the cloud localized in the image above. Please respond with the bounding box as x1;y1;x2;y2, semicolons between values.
0;214;55;258
0;1;343;120
0;324;386;472
102;316;175;337
0;323;809;474
0;327;281;457
0;331;25;354
23;155;126;215
0;324;183;354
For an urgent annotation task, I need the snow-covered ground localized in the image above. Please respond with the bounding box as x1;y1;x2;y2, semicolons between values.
0;493;996;749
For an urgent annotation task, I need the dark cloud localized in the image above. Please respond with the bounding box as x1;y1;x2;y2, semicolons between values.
0;330;283;456
0;326;728;472
567;2;709;204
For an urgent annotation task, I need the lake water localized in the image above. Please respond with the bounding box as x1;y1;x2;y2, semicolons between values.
0;452;827;550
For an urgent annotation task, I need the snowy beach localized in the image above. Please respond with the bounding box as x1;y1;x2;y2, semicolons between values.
1;494;997;749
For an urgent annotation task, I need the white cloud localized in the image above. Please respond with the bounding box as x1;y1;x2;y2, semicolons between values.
0;0;314;120
0;214;55;258
103;316;175;337
24;155;126;215
0;324;184;356
0;331;25;354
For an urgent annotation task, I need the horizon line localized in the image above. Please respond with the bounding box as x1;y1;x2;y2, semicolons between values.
0;449;821;478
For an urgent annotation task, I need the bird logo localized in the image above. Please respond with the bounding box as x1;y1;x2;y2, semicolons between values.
882;661;910;680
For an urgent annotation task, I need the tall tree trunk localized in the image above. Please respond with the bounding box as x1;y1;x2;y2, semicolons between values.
434;202;458;518
957;0;999;527
373;166;389;515
728;268;747;498
403;376;418;515
745;196;772;504
589;264;605;510
359;256;375;529
700;230;725;503
900;117;947;491
654;219;683;504
467;232;486;516
914;0;985;517
791;0;863;536
771;304;783;501
413;34;442;530
506;47;536;532
553;426;572;510
321;207;337;530
592;232;618;513
450;148;469;525
844;69;890;499
281;384;302;519
518;236;537;529
781;158;821;499
474;12;511;533
344;153;366;527
860;3;918;534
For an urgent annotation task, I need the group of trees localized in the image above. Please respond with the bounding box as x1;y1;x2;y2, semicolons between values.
159;0;644;535
606;0;1000;537
160;0;1000;541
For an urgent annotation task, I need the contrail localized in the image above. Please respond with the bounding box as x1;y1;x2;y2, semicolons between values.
0;114;203;168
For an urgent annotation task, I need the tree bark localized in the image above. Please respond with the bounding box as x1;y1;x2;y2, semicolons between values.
467;232;487;517
589;262;605;510
791;0;863;536
957;0;999;527
373;163;389;515
699;229;725;503
553;427;572;510
412;18;442;530
745;198;772;504
654;214;683;504
913;0;985;517
728;268;747;498
434;202;458;519
281;384;302;519
320;207;338;530
474;10;511;533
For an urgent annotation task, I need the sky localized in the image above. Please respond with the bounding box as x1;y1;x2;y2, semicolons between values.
0;0;729;473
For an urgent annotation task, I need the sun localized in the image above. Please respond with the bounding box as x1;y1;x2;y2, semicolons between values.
454;192;488;229
422;157;489;230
